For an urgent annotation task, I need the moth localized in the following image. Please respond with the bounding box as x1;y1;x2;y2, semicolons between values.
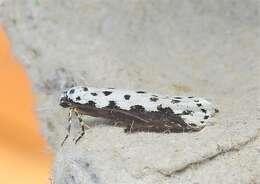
59;86;218;145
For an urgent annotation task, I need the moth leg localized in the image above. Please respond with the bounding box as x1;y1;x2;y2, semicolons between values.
74;111;88;144
124;121;150;133
163;128;171;134
124;126;131;133
113;121;119;126
129;120;135;133
61;108;73;146
74;121;85;144
75;110;90;129
124;120;134;133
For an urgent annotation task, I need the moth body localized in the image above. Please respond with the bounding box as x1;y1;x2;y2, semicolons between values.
60;86;218;133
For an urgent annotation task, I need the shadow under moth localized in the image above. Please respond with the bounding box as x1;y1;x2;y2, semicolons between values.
59;86;219;145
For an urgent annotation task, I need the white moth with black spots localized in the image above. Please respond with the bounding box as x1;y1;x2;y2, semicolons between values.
59;86;218;145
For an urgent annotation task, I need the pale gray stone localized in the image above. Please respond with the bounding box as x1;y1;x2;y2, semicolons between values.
0;0;259;183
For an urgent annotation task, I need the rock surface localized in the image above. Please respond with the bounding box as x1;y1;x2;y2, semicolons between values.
0;0;259;183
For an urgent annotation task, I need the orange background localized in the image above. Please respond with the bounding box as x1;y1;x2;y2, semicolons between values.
0;26;52;184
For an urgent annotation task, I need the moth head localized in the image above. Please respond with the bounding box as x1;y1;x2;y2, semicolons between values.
59;90;70;108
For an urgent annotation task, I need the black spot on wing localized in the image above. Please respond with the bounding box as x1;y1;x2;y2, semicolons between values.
124;94;131;100
201;109;207;113
76;96;81;101
150;97;159;102
106;101;120;109
157;105;173;114
103;91;112;96
182;110;193;115
189;123;197;127
87;100;96;107
130;105;145;113
188;96;194;98
91;92;97;96
83;87;88;91
69;89;75;94
194;100;199;102
136;91;146;94
204;115;209;119
197;103;202;107
171;99;181;104
215;109;219;113
174;97;182;99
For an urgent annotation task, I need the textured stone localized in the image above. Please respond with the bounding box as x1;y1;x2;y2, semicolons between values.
0;0;259;183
